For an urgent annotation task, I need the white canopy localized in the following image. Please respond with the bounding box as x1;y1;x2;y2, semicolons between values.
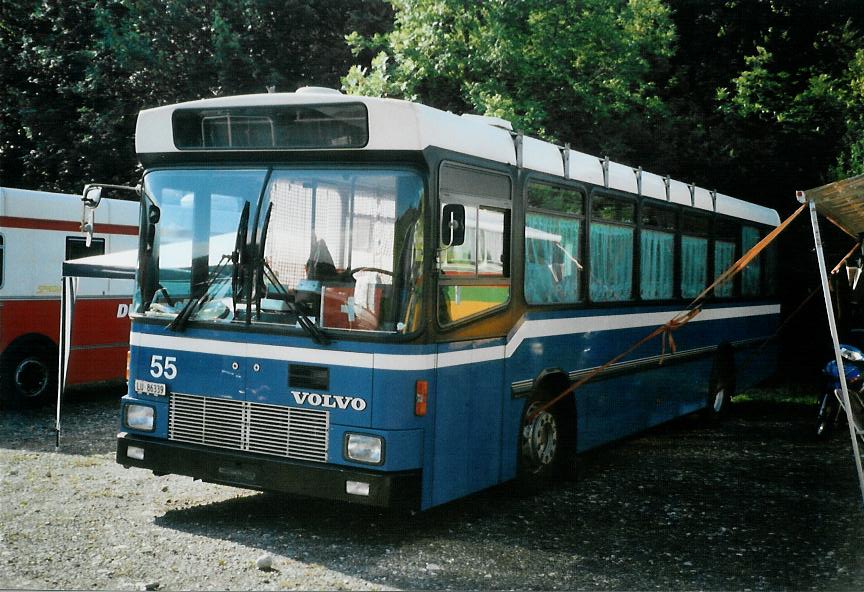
55;247;138;447
799;173;864;237
62;247;138;280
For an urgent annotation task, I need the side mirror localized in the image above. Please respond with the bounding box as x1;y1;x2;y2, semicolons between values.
80;185;104;247
80;182;143;247
82;185;103;207
441;204;466;247
145;206;160;254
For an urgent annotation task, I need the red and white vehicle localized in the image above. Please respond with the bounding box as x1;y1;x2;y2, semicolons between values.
0;187;138;407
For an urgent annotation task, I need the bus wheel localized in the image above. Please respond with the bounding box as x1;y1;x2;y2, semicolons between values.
0;341;57;408
520;400;561;478
705;347;735;419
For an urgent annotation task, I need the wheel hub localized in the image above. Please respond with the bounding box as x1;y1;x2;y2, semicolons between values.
15;358;49;398
713;388;726;413
522;402;559;472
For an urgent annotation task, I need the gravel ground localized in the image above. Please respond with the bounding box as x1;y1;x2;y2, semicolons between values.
2;385;864;591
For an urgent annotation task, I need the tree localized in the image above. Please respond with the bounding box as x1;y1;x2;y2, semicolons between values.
0;1;101;191
0;0;393;190
343;0;676;163
689;0;864;195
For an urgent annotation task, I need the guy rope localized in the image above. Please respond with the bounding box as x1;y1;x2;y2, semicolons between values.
528;202;808;422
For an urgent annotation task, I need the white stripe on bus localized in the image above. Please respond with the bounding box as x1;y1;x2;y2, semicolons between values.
129;304;780;371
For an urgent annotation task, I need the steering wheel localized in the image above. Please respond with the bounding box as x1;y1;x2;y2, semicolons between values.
156;284;175;307
195;298;232;321
343;266;393;279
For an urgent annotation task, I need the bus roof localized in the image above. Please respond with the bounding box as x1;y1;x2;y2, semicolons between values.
0;186;139;226
135;87;780;227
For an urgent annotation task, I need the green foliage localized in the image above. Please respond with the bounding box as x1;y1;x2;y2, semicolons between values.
708;0;864;187
0;0;393;190
831;49;864;178
342;0;864;209
343;0;676;157
2;0;863;210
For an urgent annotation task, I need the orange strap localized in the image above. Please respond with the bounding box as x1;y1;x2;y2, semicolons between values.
831;241;861;276
527;202;807;421
739;234;859;375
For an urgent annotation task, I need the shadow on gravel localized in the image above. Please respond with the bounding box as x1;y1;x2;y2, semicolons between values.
0;382;124;456
152;401;864;591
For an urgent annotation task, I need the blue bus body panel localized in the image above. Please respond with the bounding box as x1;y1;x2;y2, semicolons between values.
127;322;433;473
430;338;505;508
125;301;779;510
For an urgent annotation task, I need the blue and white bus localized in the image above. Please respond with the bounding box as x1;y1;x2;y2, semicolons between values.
108;87;780;510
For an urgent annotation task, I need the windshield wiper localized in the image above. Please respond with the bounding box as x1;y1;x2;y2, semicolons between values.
231;201;251;316
167;255;232;332
168;202;250;332
254;203;330;345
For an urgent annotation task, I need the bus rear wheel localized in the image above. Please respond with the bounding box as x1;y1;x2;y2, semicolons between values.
520;400;562;478
704;345;735;420
0;341;57;408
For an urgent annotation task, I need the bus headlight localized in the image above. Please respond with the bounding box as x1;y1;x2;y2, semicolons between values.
125;404;155;432
345;433;384;465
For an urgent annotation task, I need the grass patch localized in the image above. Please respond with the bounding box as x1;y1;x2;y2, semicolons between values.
732;383;819;406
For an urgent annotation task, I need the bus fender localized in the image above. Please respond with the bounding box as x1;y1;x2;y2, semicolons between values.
532;368;571;403
706;342;736;416
531;368;577;436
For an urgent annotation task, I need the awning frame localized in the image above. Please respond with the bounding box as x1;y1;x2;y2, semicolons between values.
799;179;864;506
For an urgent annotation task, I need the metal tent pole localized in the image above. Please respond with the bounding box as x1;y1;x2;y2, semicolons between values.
808;199;864;505
55;275;76;450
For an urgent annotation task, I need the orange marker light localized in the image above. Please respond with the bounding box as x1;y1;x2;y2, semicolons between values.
125;350;131;381
415;380;428;416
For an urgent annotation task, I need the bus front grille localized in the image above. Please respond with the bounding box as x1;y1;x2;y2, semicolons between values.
168;393;329;463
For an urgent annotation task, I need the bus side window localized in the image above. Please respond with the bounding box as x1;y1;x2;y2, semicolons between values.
714;219;737;298
589;194;636;302
763;238;778;297
741;225;761;297
65;236;106;260
640;204;677;300
438;163;511;325
524;182;584;305
680;213;711;299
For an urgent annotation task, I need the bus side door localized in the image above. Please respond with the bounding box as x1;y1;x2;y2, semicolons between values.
430;339;505;506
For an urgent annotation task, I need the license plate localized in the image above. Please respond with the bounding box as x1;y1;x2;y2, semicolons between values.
134;379;166;396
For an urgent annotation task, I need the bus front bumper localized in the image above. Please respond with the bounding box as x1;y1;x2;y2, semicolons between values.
116;432;421;509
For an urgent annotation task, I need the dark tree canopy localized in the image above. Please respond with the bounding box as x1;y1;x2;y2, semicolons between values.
1;0;862;215
343;0;864;213
0;0;392;190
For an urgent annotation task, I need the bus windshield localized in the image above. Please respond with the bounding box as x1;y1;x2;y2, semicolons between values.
136;167;425;334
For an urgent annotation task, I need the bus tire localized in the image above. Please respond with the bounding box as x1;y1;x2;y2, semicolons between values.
0;338;58;409
705;345;735;419
518;393;577;482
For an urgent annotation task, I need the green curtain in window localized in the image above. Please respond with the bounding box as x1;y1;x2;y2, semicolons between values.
681;235;708;299
714;240;735;297
525;213;582;304
640;229;674;300
590;223;633;301
741;226;761;296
